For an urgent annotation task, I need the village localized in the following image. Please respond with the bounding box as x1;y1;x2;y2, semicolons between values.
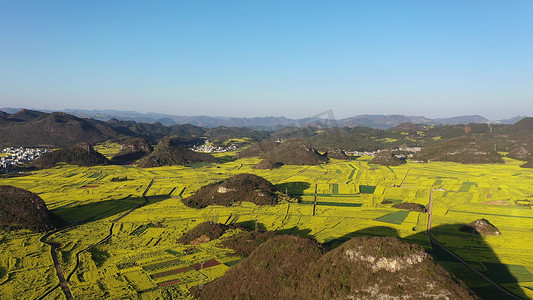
0;147;48;171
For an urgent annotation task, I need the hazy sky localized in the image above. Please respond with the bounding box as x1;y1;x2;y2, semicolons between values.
1;1;532;119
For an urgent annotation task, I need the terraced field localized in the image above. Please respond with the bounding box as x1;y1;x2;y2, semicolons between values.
1;151;532;299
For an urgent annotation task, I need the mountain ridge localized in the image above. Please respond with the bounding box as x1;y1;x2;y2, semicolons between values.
1;107;526;130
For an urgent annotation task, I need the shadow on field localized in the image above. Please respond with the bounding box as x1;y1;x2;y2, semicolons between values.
216;155;238;163
275;182;311;201
51;195;168;224
323;224;527;300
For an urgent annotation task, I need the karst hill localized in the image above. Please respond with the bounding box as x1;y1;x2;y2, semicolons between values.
0;185;63;231
413;136;504;164
182;173;288;208
137;138;217;167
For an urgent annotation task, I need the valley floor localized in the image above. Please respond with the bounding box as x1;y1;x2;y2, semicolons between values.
1;154;532;299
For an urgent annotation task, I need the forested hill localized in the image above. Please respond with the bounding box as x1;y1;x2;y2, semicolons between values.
1;109;531;159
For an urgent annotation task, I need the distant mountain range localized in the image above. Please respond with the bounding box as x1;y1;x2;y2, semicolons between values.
1;107;526;130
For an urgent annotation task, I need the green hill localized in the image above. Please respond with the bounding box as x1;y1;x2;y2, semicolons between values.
32;142;110;168
195;235;476;299
520;159;533;168
413;136;504;164
111;138;154;162
369;150;405;166
137;138;217;167
0;185;64;231
182;173;288;209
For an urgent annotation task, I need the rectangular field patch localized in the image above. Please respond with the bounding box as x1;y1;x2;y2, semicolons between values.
191;259;220;270
375;211;410;225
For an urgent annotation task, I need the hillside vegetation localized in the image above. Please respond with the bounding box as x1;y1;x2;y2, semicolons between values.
413;136;504;164
0;185;63;231
32;142;110;168
238;139;328;165
369;150;405;166
137;138;217;167
196;235;476;299
111;138;154;162
182;173;288;208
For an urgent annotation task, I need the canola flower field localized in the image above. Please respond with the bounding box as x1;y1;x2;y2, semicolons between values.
0;147;532;299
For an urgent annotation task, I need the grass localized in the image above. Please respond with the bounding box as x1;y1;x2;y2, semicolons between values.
0;153;532;298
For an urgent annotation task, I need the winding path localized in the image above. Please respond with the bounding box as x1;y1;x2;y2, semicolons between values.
38;230;74;300
426;189;521;299
38;178;155;300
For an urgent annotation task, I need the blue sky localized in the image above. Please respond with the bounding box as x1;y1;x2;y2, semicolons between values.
1;1;532;119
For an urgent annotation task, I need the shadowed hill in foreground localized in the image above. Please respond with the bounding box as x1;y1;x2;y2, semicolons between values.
182;173;289;209
0;185;64;231
137;138;217;167
195;235;477;300
413;136;504;164
32;142;110;168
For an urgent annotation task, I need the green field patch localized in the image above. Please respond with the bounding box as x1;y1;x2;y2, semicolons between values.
332;183;339;195
151;266;192;279
458;182;477;192
87;173;101;178
348;170;356;180
143;259;185;272
300;201;363;207
483;263;533;283
165;249;185;257
130;223;156;236
375;211;410;225
433;179;443;186
359;185;376;194
382;199;403;204
224;259;241;267
448;210;533;219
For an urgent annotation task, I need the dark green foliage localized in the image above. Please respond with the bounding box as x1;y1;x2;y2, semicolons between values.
195;235;476;300
32;143;110;168
308;127;387;152
235;140;278;158
111;137;154;162
459;219;501;236
369;150;405;166
182;173;286;208
520;159;533;168
177;222;231;244
110;176;129;182
137;138;217;167
194;235;325;299
392;202;426;212
204;126;270;142
390;122;426;132
221;230;277;257
88;247;111;267
0;185;64;231
253;159;277;169
413;136;504;164
262;138;328;165
507;136;533;161
323;148;350;160
0;265;7;279
0;112;116;148
238;139;327;165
